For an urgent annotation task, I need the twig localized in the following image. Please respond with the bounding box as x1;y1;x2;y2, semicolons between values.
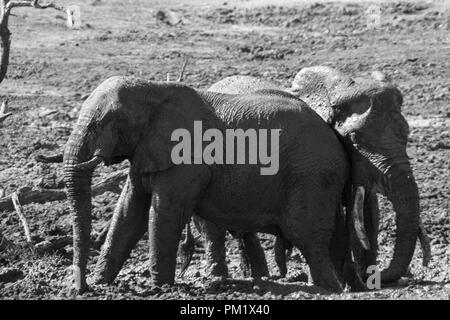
0;99;11;122
11;192;33;246
176;56;189;82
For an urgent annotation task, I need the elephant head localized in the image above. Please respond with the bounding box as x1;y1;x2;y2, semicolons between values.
287;66;425;284
63;76;210;292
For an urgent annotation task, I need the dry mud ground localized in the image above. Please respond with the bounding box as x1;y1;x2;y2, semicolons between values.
0;0;449;299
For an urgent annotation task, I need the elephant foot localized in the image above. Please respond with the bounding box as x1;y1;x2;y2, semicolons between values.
301;246;344;293
65;269;91;296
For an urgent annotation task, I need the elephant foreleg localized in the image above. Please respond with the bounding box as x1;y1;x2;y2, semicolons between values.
148;195;187;286
284;195;344;292
94;175;150;285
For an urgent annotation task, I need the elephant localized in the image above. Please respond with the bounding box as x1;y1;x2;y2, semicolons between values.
207;66;431;286
190;72;371;282
64;76;353;293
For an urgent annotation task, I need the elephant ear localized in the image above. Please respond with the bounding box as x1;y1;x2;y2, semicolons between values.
133;115;179;173
290;66;354;124
330;84;403;135
132;88;215;174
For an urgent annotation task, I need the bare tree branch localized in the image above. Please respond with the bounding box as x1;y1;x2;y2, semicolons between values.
0;169;128;211
0;0;67;85
34;235;71;254
35;153;63;163
6;1;64;13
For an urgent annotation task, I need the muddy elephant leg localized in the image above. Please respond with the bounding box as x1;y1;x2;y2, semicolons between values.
194;217;229;278
148;194;187;285
301;239;343;292
148;166;210;286
94;175;151;284
284;196;344;293
238;233;269;278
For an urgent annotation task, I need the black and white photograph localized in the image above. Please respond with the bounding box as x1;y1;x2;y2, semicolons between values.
0;0;449;304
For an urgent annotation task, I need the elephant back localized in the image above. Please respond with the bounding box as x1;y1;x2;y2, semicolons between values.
208;75;282;95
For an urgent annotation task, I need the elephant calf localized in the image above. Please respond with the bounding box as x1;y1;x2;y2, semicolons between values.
64;77;351;293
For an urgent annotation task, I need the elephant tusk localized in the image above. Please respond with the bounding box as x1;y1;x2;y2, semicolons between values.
418;220;431;267
353;186;370;250
74;155;104;171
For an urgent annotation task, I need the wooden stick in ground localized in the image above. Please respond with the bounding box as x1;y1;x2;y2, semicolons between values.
176;56;189;82
10;192;33;246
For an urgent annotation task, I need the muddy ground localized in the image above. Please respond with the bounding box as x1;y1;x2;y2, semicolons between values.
0;0;449;299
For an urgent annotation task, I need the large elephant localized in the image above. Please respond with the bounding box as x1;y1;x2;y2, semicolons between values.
64;76;351;293
208;66;431;285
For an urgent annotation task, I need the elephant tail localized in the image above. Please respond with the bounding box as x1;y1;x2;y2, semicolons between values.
178;220;196;278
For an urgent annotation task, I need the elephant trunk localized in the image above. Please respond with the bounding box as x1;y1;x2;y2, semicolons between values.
63;119;97;293
380;164;420;283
